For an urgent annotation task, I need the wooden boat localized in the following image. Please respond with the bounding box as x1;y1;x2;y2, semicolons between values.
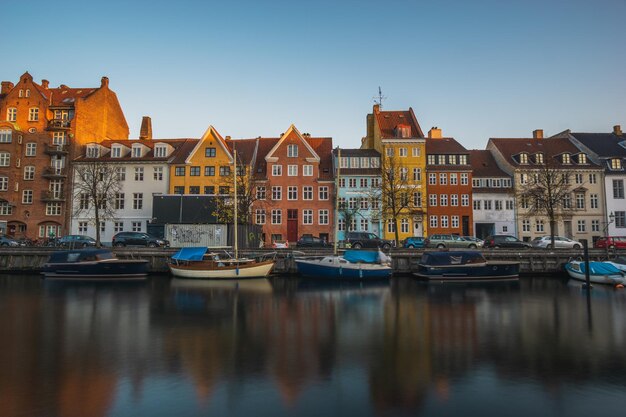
413;251;520;281
41;248;149;281
168;247;275;279
564;259;626;285
295;250;393;280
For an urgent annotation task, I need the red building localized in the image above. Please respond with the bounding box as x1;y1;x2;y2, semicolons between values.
425;128;473;236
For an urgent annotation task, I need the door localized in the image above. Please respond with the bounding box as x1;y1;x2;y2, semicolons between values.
564;221;572;238
413;221;422;237
287;209;298;243
462;216;470;237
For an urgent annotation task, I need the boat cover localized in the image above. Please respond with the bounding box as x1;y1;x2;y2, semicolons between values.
578;261;623;275
171;247;208;261
344;250;379;263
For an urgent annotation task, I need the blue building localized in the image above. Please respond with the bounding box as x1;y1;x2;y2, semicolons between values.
333;148;383;241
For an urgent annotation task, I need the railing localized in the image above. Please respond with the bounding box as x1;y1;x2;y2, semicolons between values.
47;119;71;130
42;167;67;178
40;190;65;201
44;144;69;155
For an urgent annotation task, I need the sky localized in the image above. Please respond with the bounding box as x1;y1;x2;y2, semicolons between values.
2;0;625;150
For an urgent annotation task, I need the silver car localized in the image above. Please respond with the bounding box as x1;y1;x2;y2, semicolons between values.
531;236;582;249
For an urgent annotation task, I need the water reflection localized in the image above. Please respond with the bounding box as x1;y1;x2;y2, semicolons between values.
1;275;626;417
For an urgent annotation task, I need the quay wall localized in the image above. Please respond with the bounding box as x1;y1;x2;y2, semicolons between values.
0;248;621;276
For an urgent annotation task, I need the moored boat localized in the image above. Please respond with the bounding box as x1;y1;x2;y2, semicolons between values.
604;256;626;273
413;251;520;281
169;247;275;279
564;259;626;285
42;248;149;281
295;250;393;280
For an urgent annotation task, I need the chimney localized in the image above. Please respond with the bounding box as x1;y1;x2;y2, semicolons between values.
373;104;380;113
59;84;68;89
533;129;544;139
428;127;442;139
139;116;152;140
41;79;49;89
1;81;14;95
225;136;231;140
613;125;622;136
100;76;109;88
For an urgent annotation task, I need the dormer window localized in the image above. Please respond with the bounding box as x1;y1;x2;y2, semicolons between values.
535;153;544;164
111;146;122;158
562;153;571;164
437;155;446;165
394;124;411;138
449;155;457;165
132;145;142;158
610;158;623;170
287;144;298;158
577;153;587;164
87;145;100;158
154;145;167;158
520;153;528;164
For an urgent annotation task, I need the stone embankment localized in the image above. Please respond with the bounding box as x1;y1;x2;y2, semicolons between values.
0;247;619;276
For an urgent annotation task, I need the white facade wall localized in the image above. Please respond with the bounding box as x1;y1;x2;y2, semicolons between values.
472;192;516;238
604;175;626;236
71;163;169;243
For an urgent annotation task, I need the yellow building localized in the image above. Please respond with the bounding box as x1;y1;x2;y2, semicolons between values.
362;105;428;241
169;126;233;195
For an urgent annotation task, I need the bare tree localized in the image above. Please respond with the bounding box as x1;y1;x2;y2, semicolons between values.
516;160;576;248
212;158;257;225
72;161;122;246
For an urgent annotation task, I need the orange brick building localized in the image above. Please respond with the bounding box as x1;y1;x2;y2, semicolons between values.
425;128;473;236
0;72;128;239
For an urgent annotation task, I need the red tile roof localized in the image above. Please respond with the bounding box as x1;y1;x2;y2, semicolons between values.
469;150;509;177
304;137;334;180
75;138;198;163
489;137;599;168
426;137;468;154
375;106;425;139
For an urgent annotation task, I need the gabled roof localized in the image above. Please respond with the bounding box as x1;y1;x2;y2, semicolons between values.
375;106;425;139
186;125;232;164
227;138;259;166
469;150;509;178
489;137;599;169
305;136;334;180
426;137;468;155
265;125;321;162
569;132;626;157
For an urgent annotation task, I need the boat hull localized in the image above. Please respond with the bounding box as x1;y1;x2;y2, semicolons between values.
565;262;626;285
42;260;149;281
169;259;275;279
413;261;520;282
295;259;392;280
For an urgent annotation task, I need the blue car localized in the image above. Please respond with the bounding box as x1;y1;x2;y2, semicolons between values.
403;236;426;249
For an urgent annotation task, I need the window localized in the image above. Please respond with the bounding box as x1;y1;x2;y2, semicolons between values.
154;146;167;157
340;157;349;168
359;218;368;231
592;220;600;232
132;146;142;157
484;200;493;210
412;168;421;182
438;155;446;165
134;167;144;181
427;155;436;165
114;193;125;210
190;166;200;176
27;107;39;121
536;219;545;232
429;173;436;185
174;186;185;194
615;211;626;228
413;192;422;207
79;193;90;210
153;167;163;181
577;220;586;232
114;222;124;232
319;186;328;200
439;173;447;185
522;219;530;232
386;147;394;157
429;194;437;206
175;166;185;176
563;195;571;209
520;173;528;185
303;165;313;176
272;165;282;176
399;148;407;157
24;166;35;180
338;218;346;231
220;166;230;176
520;153;528;164
255;209;266;225
473;200;481;210
400;168;408;181
271;209;282;224
201;166;214;177
441;216;449;228
0;129;12;143
451;194;458;206
613;180;624;199
387;219;395;233
205;148;216;157
361;157;370;168
358;178;367;188
578;153;587;164
461;173;469;185
576;193;585;209
452;216;459;228
77;221;88;234
349;178;357;188
22;190;33;204
589;173;597;184
0;152;10;166
303;209;313;225
461;194;469;206
256;186;266;200
23;143;36;157
7;108;17;121
204;186;215;194
429;215;438;228
349;158;358;168
449;155;457;165
132;222;142;232
506;200;514;210
495;200;502;210
575;173;583;184
189;186;200;194
133;193;143;210
288;165;298;176
319;210;329;225
562;153;571;164
412;147;421;157
440;194;448;206
46;203;62;216
303;186;313;200
590;194;598;209
287;144;298;157
0;202;12;215
610;158;622;170
0;177;8;191
112;167;124;181
459;155;468;165
535;153;544;164
219;186;229;195
288;186;298;200
450;173;458;185
272;186;282;200
401;218;409;233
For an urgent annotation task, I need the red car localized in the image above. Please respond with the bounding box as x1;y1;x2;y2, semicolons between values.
594;236;626;249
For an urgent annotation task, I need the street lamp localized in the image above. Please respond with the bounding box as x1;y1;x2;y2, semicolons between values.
603;211;615;258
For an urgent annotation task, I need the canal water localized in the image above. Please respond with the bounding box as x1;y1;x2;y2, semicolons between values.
1;274;626;417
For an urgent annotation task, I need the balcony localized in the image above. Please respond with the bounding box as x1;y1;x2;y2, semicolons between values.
44;144;69;155
47;119;71;130
42;167;67;178
40;190;65;202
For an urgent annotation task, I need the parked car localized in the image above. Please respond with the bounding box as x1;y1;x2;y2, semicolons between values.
272;240;289;249
463;236;484;246
531;236;582;249
112;232;169;248
0;235;20;247
57;235;97;248
483;235;531;249
425;234;483;249
345;232;393;250
296;235;329;248
403;236;426;248
594;236;626;250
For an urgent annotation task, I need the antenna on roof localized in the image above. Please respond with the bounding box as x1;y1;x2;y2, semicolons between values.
373;86;387;108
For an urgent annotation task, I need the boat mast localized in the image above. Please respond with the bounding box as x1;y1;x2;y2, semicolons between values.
234;148;238;260
334;148;341;256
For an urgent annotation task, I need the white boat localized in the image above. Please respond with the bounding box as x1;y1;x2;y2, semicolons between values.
605;256;626;273
295;250;392;280
168;147;276;279
564;259;626;285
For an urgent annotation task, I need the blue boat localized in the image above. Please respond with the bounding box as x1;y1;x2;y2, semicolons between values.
564;259;626;285
413;251;519;281
295;250;393;280
42;249;149;281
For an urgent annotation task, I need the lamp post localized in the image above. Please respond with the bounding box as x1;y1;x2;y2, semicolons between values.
603;211;615;259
